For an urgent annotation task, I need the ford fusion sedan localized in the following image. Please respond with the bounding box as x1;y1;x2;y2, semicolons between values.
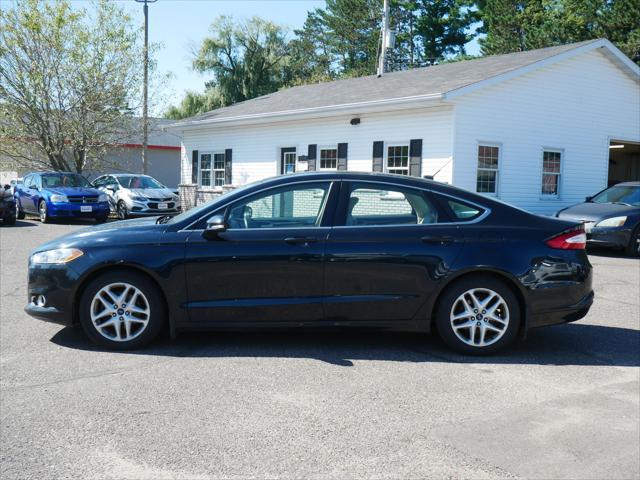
556;182;640;256
92;174;180;219
15;172;110;223
25;172;593;354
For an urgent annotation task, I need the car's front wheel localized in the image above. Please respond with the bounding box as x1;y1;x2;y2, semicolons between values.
625;225;640;257
79;271;165;350
117;201;129;220
39;200;49;223
436;276;520;355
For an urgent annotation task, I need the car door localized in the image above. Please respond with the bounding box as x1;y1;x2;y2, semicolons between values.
21;175;39;213
183;180;338;324
323;180;465;324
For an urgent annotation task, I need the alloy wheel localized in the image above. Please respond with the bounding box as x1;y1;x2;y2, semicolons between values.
117;202;127;220
90;282;150;342
39;202;47;223
449;288;509;347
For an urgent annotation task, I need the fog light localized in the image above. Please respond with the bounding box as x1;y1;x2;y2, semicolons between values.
36;295;46;307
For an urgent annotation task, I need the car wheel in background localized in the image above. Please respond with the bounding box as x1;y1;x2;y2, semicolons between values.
39;200;50;223
15;200;25;219
435;275;520;355
625;225;640;257
117;201;129;220
79;270;165;350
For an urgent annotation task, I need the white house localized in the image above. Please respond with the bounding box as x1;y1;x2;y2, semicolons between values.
169;39;640;214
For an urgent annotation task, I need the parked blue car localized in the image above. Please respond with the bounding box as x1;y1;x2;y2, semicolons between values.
15;172;110;223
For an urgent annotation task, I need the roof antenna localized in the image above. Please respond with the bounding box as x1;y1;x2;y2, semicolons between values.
377;0;392;77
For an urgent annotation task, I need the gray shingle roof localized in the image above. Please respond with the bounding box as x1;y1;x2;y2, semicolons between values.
179;40;602;125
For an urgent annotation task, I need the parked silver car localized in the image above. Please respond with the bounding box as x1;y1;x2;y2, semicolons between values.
92;174;181;219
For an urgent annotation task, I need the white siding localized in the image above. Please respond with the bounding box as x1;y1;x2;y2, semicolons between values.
180;106;454;187
452;48;640;214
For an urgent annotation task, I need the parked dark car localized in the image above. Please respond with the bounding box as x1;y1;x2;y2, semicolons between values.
0;184;17;225
25;172;593;354
556;182;640;257
15;172;110;223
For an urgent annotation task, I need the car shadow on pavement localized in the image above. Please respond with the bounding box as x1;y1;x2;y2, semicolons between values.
0;220;38;228
50;322;640;368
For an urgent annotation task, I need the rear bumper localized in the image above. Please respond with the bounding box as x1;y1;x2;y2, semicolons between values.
48;201;110;218
529;290;594;328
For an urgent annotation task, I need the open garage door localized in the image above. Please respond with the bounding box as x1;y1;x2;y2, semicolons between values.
608;140;640;186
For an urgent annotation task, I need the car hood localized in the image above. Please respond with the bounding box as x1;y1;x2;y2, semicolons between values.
556;202;640;222
127;188;175;198
46;186;102;197
32;217;166;253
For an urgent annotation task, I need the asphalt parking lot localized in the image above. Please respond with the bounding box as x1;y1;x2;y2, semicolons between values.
1;219;639;480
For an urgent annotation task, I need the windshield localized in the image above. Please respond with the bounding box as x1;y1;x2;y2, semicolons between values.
117;175;164;189
41;174;90;188
591;185;640;206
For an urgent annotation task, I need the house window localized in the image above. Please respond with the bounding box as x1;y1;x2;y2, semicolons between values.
386;145;409;175
213;152;226;187
199;152;226;188
476;145;500;194
199;154;212;188
319;147;337;170
542;150;562;196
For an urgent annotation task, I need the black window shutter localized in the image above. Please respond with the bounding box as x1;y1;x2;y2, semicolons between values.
372;141;384;172
224;148;232;185
409;139;422;177
337;143;348;171
307;144;317;171
191;150;199;184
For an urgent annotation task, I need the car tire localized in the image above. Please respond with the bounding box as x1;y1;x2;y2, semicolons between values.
435;275;520;355
625;225;640;257
117;201;129;220
79;270;165;350
16;200;25;220
38;200;50;223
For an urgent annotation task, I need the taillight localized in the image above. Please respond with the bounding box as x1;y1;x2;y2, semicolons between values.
545;226;587;250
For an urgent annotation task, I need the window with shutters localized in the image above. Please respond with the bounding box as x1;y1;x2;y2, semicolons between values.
319;147;338;170
385;144;409;175
541;150;562;197
476;144;500;194
199;151;226;188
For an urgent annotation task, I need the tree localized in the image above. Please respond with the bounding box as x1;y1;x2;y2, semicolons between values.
0;0;150;173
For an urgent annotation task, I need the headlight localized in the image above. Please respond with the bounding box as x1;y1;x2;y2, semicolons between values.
49;194;68;203
130;195;146;202
98;193;108;202
30;248;83;265
595;216;627;228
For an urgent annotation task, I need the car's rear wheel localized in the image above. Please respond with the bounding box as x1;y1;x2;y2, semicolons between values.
15;200;25;219
436;276;520;355
79;271;165;350
39;200;49;223
117;201;129;220
625;225;640;257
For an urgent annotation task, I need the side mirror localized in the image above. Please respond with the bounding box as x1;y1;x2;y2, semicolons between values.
202;214;227;240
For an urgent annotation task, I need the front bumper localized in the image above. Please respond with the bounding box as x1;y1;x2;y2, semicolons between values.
0;203;16;218
587;226;633;249
127;198;181;217
25;263;79;326
48;201;110;218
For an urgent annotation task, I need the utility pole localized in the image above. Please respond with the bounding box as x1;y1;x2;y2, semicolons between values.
135;0;157;174
377;0;390;77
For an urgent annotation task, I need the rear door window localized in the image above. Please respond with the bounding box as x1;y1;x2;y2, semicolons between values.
343;183;440;226
432;194;485;222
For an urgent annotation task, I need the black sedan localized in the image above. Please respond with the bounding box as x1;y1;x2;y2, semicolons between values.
25;172;593;354
556;182;640;257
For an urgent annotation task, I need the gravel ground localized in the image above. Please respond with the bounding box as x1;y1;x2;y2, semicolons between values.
1;219;639;480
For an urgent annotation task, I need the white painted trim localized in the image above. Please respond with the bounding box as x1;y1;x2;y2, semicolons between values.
383;142;410;175
318;145;339;171
475;142;502;197
445;39;639;101
167;93;444;131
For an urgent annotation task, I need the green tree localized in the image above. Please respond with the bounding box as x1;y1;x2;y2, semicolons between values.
0;0;153;172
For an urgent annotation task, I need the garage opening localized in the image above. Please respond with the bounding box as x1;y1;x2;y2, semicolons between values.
608;140;640;186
